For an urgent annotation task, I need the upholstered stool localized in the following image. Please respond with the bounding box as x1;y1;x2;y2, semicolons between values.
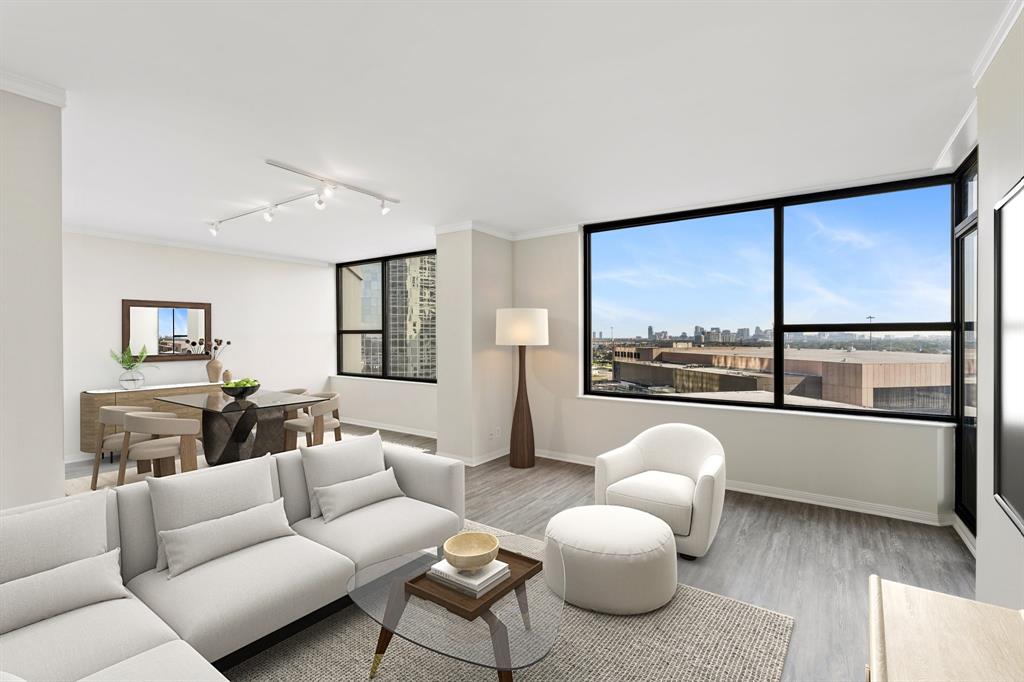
543;505;677;615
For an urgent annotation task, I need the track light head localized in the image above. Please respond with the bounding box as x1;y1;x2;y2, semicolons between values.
314;194;327;210
380;199;391;216
263;208;274;223
321;182;335;198
209;221;221;237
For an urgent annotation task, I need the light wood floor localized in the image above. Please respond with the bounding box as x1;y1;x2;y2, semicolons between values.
65;427;975;682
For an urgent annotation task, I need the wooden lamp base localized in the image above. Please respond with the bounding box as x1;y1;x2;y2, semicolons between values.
509;345;535;468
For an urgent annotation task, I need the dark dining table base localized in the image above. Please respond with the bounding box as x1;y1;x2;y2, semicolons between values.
202;402;287;465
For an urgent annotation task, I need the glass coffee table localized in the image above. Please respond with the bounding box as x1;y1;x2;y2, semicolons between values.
347;534;564;681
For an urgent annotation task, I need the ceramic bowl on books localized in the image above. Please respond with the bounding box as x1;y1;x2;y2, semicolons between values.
443;532;499;573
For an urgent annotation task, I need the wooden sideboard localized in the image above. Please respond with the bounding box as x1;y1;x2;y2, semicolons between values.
80;382;222;452
867;574;1024;681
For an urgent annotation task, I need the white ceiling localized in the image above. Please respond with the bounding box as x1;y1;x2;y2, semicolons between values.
0;1;1009;263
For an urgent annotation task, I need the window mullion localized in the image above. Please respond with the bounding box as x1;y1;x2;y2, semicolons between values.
774;204;784;409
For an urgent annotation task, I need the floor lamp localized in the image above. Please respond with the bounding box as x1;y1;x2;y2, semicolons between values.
496;308;549;468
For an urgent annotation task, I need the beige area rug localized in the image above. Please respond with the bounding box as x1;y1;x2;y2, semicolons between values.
227;523;793;682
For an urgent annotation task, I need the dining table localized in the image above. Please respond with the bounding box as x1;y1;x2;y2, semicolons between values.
156;389;326;465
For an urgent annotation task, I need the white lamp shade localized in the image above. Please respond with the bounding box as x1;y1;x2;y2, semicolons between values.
496;308;549;346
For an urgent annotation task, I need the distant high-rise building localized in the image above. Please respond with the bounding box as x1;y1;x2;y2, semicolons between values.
647;325;654;340
694;325;705;338
599;331;603;339
386;255;436;379
737;327;750;339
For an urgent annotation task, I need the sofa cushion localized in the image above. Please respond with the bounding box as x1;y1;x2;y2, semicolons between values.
605;470;695;536
0;597;178;682
0;492;109;583
293;496;460;570
316;468;404;523
79;640;226;682
300;432;384;519
160;498;295;577
128;535;354;661
148;457;275;571
0;549;128;635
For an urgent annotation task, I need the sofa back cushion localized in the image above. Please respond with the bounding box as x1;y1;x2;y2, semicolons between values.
300;432;385;519
0;491;110;584
0;548;128;634
147;457;275;571
315;467;405;523
160;498;296;577
273;449;312;524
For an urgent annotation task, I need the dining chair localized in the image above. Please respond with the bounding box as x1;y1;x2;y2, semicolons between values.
283;392;341;447
117;412;203;485
92;405;154;490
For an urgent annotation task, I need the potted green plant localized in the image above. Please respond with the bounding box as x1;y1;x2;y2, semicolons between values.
110;345;148;389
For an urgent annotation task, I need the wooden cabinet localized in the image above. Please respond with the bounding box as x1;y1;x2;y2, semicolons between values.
867;574;1024;681
80;383;222;452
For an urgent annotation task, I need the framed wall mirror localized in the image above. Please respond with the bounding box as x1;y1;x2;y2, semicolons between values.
995;175;1024;536
122;299;212;362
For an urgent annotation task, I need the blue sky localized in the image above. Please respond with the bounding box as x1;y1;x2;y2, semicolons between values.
158;307;191;337
590;185;951;338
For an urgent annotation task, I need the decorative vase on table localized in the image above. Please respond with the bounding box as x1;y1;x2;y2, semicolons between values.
222;369;233;384
206;359;223;383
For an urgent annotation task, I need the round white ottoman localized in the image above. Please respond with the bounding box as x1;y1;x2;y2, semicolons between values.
543;505;677;615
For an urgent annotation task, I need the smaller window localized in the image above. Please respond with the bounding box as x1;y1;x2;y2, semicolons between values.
337;251;437;382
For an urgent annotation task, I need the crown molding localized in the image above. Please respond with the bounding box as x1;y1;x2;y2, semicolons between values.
434;220;578;242
0;71;66;108
972;0;1023;88
933;99;977;170
513;223;580;241
63;226;332;267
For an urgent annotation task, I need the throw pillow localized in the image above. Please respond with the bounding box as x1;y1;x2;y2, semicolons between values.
0;549;128;635
0;492;108;584
147;457;274;571
300;432;385;518
315;468;405;523
159;498;295;577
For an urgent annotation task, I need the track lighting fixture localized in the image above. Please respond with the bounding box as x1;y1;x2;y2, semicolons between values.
209;161;401;235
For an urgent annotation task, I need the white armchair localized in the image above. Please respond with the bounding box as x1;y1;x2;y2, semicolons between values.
595;423;726;559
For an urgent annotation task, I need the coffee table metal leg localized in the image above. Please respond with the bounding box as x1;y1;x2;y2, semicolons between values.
481;609;513;681
369;579;410;679
514;584;531;630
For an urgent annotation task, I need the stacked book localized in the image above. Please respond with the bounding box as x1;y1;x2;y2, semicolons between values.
428;559;510;599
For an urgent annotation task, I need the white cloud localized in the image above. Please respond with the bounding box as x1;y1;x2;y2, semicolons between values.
798;209;876;249
593;266;695;289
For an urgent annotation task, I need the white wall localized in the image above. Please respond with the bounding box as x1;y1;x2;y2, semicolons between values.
0;90;65;507
435;228;515;464
62;232;335;459
975;11;1024;608
512;231;956;524
327;375;437;437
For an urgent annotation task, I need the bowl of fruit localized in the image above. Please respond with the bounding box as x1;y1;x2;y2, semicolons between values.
221;378;260;401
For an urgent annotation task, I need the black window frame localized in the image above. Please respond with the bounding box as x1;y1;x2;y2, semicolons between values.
583;174;958;422
336;248;437;383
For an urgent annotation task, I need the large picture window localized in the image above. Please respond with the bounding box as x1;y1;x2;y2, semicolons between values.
337;250;437;382
584;177;955;420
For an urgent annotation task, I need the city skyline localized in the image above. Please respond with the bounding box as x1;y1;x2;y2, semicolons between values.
590;185;951;338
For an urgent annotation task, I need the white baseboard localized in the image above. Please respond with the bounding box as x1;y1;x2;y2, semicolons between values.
341;418;436;439
435;448;507;467
536;449;596;467
65;452;94;464
951;514;977;556
726;480;947;526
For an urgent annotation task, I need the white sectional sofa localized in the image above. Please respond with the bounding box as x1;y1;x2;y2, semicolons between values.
0;437;465;681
